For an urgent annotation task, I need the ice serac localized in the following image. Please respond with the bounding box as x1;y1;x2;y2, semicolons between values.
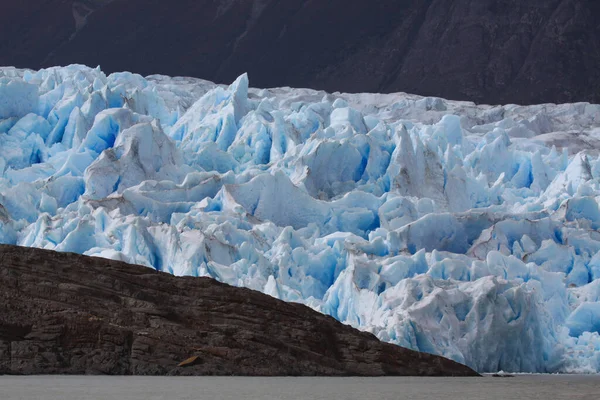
1;65;600;373
84;119;185;200
224;171;330;230
0;78;38;119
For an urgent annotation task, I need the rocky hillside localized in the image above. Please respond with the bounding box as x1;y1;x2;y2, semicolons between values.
1;0;598;105
0;245;477;376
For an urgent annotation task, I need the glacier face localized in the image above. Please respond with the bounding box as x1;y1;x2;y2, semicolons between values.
1;65;600;373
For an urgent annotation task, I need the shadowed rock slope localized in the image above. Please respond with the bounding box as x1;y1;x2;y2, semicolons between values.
0;245;478;376
1;0;599;105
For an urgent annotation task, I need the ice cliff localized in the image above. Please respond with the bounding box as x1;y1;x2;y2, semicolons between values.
1;65;600;373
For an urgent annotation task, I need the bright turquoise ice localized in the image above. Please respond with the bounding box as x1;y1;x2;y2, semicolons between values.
1;65;600;373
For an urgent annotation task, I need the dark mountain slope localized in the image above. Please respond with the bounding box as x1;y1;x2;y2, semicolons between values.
0;245;478;376
1;0;599;105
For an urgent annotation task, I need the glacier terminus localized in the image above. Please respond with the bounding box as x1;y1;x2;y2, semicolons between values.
1;65;600;373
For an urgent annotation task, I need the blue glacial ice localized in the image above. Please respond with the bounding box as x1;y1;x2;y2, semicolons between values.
2;64;600;373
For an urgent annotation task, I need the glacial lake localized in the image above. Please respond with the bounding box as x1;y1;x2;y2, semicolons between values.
1;375;599;399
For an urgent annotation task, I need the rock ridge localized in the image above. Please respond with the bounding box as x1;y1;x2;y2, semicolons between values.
0;245;477;376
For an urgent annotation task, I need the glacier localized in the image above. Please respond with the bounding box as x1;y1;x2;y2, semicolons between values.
1;64;600;373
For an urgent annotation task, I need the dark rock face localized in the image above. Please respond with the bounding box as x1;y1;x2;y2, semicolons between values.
1;0;599;105
0;245;478;376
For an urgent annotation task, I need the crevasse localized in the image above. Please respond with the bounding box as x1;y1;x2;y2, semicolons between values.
1;65;600;373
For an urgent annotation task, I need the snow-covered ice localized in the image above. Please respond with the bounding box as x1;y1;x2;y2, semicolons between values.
1;64;600;373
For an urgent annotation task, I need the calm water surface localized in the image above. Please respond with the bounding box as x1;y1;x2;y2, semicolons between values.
1;375;599;400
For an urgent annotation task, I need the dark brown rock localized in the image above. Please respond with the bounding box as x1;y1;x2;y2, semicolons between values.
0;244;478;376
1;0;599;105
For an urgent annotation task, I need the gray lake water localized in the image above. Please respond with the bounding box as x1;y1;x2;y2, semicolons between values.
1;375;599;400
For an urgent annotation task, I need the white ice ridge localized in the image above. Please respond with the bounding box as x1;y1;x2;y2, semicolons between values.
1;64;600;373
